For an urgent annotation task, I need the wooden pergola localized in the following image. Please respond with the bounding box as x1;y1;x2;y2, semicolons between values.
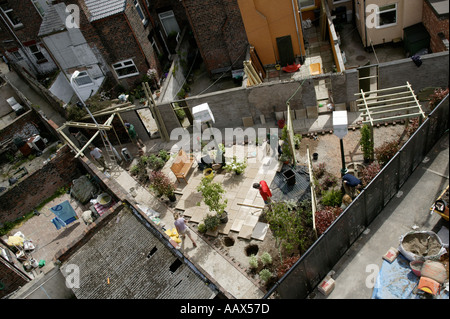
356;81;426;126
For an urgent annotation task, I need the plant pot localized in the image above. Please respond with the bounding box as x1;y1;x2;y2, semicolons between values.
282;169;296;186
312;153;319;161
204;168;214;180
219;211;228;223
168;193;176;202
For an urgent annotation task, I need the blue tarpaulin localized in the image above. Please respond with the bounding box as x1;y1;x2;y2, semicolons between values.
50;200;78;229
372;254;449;299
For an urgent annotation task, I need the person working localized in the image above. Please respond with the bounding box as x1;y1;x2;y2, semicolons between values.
342;173;362;198
125;122;144;149
253;180;272;205
174;213;197;248
89;145;107;171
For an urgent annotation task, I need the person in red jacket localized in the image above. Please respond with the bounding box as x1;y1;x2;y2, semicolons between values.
253;181;272;205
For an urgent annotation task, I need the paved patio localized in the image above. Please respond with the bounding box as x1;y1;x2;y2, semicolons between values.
164;143;279;241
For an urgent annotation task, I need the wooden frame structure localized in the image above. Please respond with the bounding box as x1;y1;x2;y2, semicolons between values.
355;81;426;125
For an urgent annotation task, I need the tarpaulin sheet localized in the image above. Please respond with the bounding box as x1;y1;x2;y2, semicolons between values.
372;254;449;299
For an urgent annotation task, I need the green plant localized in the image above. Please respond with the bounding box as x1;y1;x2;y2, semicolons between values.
149;171;175;197
223;156;247;175
259;269;273;282
280;125;292;162
314;163;326;179
293;134;302;149
203;213;220;231
266;201;304;253
158;150;170;162
260;252;272;266
197;177;228;217
148;154;165;171
174;107;186;121
321;188;343;207
375;140;399;166
360;124;374;161
130;165;141;176
198;223;207;234
249;254;259;269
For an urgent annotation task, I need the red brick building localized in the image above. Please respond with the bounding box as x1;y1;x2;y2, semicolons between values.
0;0;58;76
422;0;449;53
182;0;248;76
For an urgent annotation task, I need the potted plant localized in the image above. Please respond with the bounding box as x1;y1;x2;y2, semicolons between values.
197;177;228;223
224;156;247;175
149;171;176;201
203;214;221;232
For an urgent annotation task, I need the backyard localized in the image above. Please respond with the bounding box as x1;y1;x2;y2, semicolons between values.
124;117;419;291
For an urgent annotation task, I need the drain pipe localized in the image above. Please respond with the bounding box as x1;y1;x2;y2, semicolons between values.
292;0;304;63
363;0;368;49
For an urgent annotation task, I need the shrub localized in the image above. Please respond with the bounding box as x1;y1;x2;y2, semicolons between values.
314;162;326;179
322;172;338;190
321;188;343;207
249;255;259;269
360;162;381;187
428;87;449;110
130;165;141;176
148;154;165;171
315;206;343;235
360;124;374;161
149;171;175;197
158;150;170;162
197;223;207;234
260;252;272;266
203;213;220;231
375;141;399;166
276;255;300;279
259;269;273;282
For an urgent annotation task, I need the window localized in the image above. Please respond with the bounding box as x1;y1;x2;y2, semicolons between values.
134;0;147;25
29;44;46;62
376;4;397;28
0;1;23;28
11;51;23;61
112;59;139;79
31;0;49;17
73;71;93;86
151;37;161;56
299;0;315;9
158;10;180;37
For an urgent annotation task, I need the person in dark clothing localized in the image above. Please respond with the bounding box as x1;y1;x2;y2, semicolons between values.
342;173;362;198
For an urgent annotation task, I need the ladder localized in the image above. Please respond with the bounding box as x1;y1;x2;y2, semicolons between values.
100;131;121;169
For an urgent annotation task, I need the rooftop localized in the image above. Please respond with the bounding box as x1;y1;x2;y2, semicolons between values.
84;0;127;22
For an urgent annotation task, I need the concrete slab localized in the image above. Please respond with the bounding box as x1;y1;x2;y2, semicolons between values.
230;219;244;232
237;224;254;240
252;222;269;241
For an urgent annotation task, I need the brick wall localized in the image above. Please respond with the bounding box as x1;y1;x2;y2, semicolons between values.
0;145;83;224
0;256;30;299
183;0;248;75
422;0;449;53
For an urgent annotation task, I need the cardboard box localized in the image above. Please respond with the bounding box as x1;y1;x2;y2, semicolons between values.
382;247;399;263
318;276;335;296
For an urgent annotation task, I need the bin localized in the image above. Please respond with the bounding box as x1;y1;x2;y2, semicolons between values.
282;169;296;186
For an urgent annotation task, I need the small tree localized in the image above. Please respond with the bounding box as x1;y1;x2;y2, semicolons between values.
360;124;374;162
197;177;228;218
259;269;273;283
260;252;273;266
249;255;259;269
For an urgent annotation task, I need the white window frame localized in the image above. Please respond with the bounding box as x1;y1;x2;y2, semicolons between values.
31;0;48;17
0;1;23;28
158;10;180;37
151;37;161;56
376;3;397;29
112;59;139;79
134;0;148;25
299;0;315;9
73;71;93;87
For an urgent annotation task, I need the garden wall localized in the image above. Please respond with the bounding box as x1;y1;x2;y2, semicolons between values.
0;145;83;224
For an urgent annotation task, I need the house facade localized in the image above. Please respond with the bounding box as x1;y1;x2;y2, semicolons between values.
354;0;424;47
0;0;58;76
237;0;306;67
422;0;449;52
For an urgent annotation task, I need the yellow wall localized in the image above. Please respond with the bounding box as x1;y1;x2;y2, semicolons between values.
237;0;305;65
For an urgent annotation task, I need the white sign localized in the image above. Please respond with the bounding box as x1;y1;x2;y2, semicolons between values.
333;110;348;139
192;103;215;123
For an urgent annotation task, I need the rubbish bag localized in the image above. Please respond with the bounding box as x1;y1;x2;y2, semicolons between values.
70;175;98;204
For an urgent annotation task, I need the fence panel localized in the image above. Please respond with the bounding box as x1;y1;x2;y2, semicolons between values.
346;192;367;245
383;154;400;206
364;172;384;225
276;262;309;299
398;137;415;188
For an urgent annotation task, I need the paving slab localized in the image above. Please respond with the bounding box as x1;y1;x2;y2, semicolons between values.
252;222;269;241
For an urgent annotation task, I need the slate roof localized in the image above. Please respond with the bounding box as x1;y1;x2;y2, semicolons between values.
84;0;127;22
38;4;67;37
60;206;217;299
